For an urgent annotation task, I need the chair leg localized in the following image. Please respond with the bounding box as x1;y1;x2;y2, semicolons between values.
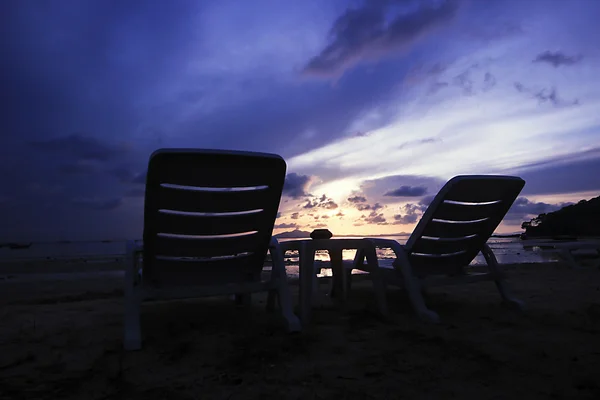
481;244;524;310
269;242;301;332
393;254;440;324
124;241;142;351
363;247;388;318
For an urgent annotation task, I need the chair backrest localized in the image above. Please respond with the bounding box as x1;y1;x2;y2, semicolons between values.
405;175;525;276
142;149;286;286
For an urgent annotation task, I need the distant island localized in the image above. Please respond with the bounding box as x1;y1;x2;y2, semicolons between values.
521;195;600;238
273;230;411;239
274;229;312;239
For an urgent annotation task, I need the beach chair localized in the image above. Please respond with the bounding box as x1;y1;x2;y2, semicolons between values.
352;175;526;323
124;149;300;351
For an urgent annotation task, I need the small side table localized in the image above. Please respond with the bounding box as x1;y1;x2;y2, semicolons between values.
279;238;387;325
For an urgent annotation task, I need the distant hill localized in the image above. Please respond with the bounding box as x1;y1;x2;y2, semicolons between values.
522;195;600;238
274;229;311;238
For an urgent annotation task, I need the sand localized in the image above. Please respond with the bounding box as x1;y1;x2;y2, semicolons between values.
1;261;599;399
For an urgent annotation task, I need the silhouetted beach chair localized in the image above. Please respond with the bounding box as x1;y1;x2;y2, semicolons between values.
124;149;300;351
352;175;526;323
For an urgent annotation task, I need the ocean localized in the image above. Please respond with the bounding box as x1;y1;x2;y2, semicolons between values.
0;236;559;277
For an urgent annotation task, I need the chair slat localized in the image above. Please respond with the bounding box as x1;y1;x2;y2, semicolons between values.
154;210;265;236
432;201;505;222
421;219;492;238
153;233;264;258
410;235;480;255
155;186;272;213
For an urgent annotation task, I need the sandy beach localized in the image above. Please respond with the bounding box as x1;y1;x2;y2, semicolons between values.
1;260;599;399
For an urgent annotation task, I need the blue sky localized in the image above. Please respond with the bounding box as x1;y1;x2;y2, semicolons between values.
2;0;599;241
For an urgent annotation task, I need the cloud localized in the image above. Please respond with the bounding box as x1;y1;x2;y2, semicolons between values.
533;51;583;67
30;134;128;162
391;203;421;224
384;185;428;197
274;222;298;229
72;197;123;211
290;212;300;220
356;202;384;212
124;188;145;198
303;0;459;77
359;175;446;205
505;197;572;222
58;162;98;175
132;172;147;184
396;137;440;150
513;83;579;107
303;194;338;209
283;173;313;199
109;167;136;183
362;210;387;225
348;195;367;203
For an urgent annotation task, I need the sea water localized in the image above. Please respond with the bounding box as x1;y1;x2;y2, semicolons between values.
0;235;558;278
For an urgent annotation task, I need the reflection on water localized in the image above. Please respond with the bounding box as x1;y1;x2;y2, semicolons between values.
0;236;562;277
277;236;561;278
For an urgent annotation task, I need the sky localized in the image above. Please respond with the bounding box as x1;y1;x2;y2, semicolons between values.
2;0;600;241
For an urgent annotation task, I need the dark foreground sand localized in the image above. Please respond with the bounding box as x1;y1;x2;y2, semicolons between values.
1;261;599;399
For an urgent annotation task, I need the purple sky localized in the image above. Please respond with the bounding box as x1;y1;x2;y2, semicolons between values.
2;0;600;241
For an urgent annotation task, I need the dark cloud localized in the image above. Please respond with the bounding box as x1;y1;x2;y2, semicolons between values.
312;223;328;229
30;134;128;162
274;223;298;229
505;197;571;222
482;72;496;91
348;195;367;203
336;211;345;218
428;81;449;94
58;162;98;175
391;203;421;224
418;195;436;210
397;137;440;150
304;194;338;210
362;210;387;225
283;173;313;199
513;83;579;107
453;70;474;95
290;212;300;220
384;185;428;197
124;188;146;198
132;172;147;185
509;149;600;196
276;212;282;218
72;197;123;211
533;51;583;67
356;202;384;212
303;0;459;77
303;200;317;209
109;167;136;183
321;215;330;219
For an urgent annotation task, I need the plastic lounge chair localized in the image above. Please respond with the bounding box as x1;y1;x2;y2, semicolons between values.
352;175;526;323
124;149;300;351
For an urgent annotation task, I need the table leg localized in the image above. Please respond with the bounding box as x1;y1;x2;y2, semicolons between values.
299;243;315;325
329;248;347;302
